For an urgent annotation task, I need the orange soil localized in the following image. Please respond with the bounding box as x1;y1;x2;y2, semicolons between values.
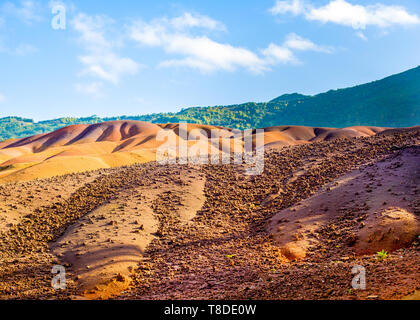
0;121;389;182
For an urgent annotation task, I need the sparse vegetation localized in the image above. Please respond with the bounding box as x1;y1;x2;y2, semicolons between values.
377;249;389;260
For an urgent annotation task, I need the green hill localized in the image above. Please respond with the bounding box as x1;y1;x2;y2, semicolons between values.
269;93;311;103
1;66;419;141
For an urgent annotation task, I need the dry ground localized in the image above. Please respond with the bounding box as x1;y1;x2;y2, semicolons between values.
0;121;386;183
0;128;419;300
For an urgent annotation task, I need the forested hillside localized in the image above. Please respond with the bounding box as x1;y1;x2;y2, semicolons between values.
1;66;419;141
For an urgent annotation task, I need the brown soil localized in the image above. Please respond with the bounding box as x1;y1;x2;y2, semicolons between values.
0;121;389;183
0;127;419;300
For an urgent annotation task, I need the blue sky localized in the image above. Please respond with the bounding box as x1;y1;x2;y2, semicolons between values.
0;0;419;120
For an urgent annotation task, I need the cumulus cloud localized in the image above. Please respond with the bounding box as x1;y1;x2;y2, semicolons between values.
262;44;297;65
78;53;139;84
270;0;307;16
308;0;420;29
73;14;114;50
158;35;268;73
130;14;268;73
262;33;333;65
72;13;140;86
171;12;226;31
130;13;331;73
270;0;420;30
284;33;333;53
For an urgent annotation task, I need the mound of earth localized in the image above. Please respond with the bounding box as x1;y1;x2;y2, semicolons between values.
0;126;419;300
268;144;420;259
0;121;390;182
51;167;206;299
356;207;419;255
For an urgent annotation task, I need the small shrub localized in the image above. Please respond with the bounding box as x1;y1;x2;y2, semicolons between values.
377;250;388;260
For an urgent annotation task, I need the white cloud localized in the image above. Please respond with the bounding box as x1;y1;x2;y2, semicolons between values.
75;82;104;98
0;2;39;56
308;0;420;29
262;44;297;65
0;93;5;103
130;15;268;73
262;33;332;65
270;0;420;30
171;12;226;31
130;13;225;47
73;14;114;51
160;35;268;73
270;0;307;16
284;33;333;52
130;21;166;46
78;53;139;84
130;13;331;73
72;13;140;84
1;1;42;25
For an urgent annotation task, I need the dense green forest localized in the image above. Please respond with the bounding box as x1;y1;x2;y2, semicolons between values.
1;66;419;141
